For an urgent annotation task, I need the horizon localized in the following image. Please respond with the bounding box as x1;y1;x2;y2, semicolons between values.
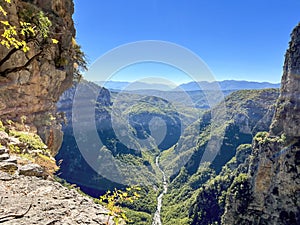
96;79;280;92
97;79;281;86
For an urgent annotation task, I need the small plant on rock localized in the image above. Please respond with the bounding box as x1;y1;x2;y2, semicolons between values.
99;186;141;225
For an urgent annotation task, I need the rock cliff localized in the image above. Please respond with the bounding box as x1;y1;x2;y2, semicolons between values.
0;1;115;224
270;23;300;138
0;0;76;155
222;23;300;225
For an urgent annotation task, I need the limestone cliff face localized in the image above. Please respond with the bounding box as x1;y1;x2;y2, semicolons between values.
270;24;300;138
0;0;76;155
222;23;300;225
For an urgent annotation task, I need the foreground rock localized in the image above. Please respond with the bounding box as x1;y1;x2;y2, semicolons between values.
0;171;113;225
18;164;44;177
0;130;114;224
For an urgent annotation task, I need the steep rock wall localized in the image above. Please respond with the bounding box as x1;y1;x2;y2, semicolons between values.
270;23;300;138
222;23;300;225
0;0;76;155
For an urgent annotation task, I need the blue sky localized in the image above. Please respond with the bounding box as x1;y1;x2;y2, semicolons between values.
73;0;300;84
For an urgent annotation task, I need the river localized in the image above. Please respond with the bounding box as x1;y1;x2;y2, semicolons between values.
152;155;168;225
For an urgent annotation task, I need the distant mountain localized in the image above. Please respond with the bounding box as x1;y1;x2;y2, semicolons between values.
95;81;175;91
178;80;280;91
95;81;131;90
95;80;280;92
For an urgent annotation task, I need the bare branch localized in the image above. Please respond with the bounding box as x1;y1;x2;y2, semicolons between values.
0;50;43;77
0;48;19;68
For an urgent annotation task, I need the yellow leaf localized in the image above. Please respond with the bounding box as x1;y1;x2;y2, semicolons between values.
28;27;35;35
134;192;141;198
22;46;29;53
1;21;9;26
0;6;7;16
52;38;59;44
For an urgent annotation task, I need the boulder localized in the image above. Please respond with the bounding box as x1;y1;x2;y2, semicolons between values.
19;164;44;177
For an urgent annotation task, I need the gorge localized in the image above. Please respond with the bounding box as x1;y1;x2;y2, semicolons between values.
55;22;300;225
0;1;299;224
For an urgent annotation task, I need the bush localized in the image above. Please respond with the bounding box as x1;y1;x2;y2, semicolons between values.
10;131;47;150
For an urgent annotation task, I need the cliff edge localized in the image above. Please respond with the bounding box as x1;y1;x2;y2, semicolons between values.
222;23;300;225
0;1;114;224
0;0;76;155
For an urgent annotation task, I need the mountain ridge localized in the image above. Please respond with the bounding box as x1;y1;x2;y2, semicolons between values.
96;80;280;91
179;80;280;91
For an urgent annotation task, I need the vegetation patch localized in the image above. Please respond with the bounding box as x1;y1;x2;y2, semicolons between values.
0;121;58;175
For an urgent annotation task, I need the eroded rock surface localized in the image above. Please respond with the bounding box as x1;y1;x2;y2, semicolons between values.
0;0;76;155
0;171;113;225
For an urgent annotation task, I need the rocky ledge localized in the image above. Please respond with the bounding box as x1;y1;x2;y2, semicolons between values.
0;171;112;225
0;144;44;177
0;128;113;225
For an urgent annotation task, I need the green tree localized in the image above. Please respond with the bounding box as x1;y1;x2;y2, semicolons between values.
0;0;87;79
71;37;88;82
0;0;59;76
